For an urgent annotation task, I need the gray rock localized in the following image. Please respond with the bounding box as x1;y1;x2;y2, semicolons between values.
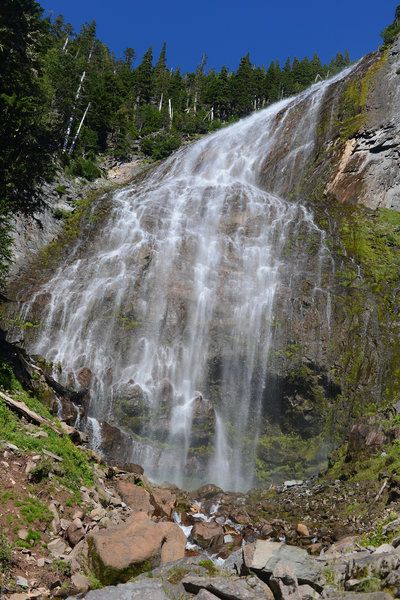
16;576;29;588
269;561;300;600
66;579;169;599
47;537;70;558
327;594;392;600
245;541;325;590
347;551;400;579
222;548;246;575
182;574;274;599
196;591;220;599
299;584;320;600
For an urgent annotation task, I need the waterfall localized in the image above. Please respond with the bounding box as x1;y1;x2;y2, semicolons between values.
19;67;354;491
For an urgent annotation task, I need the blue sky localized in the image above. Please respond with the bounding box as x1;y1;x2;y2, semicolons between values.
39;0;398;72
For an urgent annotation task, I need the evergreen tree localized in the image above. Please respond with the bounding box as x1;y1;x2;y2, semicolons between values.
233;54;256;116
135;47;154;104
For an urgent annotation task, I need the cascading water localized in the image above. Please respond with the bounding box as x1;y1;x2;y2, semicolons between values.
18;67;354;491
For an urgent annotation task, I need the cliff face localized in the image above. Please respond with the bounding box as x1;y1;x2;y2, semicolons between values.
3;37;400;489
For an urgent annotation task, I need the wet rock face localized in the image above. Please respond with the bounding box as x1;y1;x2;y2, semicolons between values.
6;40;400;492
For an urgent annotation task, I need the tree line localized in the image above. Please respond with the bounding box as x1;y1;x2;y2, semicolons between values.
5;0;399;286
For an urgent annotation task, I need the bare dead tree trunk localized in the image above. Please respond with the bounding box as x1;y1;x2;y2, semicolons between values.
62;36;69;52
68;102;91;154
62;45;94;153
159;93;164;112
168;99;173;128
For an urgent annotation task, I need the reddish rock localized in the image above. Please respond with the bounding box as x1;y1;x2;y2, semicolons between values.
150;487;176;518
77;367;93;388
67;518;85;546
297;523;310;537
192;521;224;550
347;418;386;460
88;512;186;585
116;480;154;516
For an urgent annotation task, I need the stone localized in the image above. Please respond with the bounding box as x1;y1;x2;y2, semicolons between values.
192;520;224;550
88;511;186;584
67;518;85;546
47;537;70;558
150;487;176;518
16;576;29;588
116;480;154;515
269;561;300;600
66;579;169;600
196;591;220;600
71;573;90;593
77;367;93;388
328;594;392;600
37;557;45;567
347;419;386;460
182;574;274;599
244;540;325;590
299;584;320;600
60;518;71;531
297;523;310;537
18;528;29;541
90;506;107;521
9;595;29;600
346;550;400;579
191;483;223;500
222;549;247;576
374;543;395;554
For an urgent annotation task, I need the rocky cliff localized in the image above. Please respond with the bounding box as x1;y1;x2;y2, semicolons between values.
2;36;400;492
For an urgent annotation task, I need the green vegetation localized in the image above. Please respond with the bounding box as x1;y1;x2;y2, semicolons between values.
0;531;13;572
0;365;93;494
0;0;352;287
15;497;53;524
167;566;190;584
337;51;387;140
198;559;219;576
381;6;400;46
52;558;72;577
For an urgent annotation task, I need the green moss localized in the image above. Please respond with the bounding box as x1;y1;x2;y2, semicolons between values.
338;51;388;140
198;559;219;576
88;537;153;585
167;566;190;584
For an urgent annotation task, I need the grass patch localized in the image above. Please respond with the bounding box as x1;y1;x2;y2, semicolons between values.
0;369;93;494
198;559;219;577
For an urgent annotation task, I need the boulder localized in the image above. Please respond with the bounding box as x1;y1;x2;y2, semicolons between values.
67;518;85;546
66;579;169;600
269;561;300;600
192;520;224;550
48;537;70;558
150;486;176;518
182;574;274;599
196;591;220;600
328;594;392;600
191;483;223;500
347;419;386;460
71;573;90;594
297;523;310;537
116;480;154;516
244;541;325;590
88;511;186;585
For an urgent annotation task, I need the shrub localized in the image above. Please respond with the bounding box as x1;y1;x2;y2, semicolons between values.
67;157;102;181
140;132;181;160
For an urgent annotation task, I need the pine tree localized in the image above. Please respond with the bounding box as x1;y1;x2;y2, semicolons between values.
233;54;256;116
135;47;154;104
154;42;169;105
